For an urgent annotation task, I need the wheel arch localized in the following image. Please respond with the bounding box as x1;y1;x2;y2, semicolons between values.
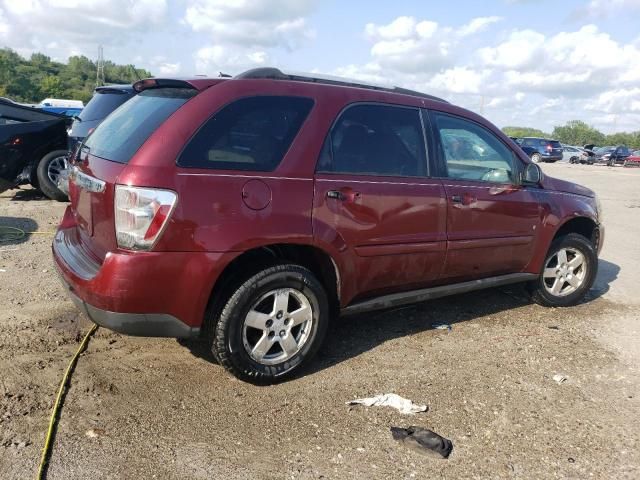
552;216;600;248
202;242;341;335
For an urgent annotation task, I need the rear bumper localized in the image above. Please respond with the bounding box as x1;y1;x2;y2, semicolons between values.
56;269;200;338
53;210;231;338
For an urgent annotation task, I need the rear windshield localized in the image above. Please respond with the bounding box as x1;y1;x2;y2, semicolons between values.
79;90;133;122
84;88;196;164
549;140;562;148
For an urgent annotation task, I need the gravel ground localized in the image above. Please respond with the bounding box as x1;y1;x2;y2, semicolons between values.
0;163;638;479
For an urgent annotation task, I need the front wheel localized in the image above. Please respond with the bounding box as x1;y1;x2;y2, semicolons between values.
529;233;598;307
210;264;329;384
36;150;69;201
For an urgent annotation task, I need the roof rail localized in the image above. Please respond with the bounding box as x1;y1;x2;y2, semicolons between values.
235;67;449;104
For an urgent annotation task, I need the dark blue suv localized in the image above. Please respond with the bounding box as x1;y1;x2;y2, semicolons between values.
516;137;563;163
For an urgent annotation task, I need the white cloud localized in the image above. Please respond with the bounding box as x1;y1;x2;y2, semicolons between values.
0;0;167;58
184;0;317;74
458;16;503;36
0;7;9;36
331;15;640;133
576;0;640;18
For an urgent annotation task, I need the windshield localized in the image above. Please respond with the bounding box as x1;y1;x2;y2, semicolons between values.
595;146;614;154
79;90;134;122
84;88;196;164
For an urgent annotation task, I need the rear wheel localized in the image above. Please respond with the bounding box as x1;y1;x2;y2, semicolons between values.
210;264;329;384
36;150;69;201
529;233;597;307
531;153;542;163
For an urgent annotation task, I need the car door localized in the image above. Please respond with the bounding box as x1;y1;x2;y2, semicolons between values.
429;111;542;281
312;104;447;303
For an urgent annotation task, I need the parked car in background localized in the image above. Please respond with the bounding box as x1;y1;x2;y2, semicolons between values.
594;145;631;166
38;98;84;116
67;84;135;151
562;145;585;163
56;84;137;196
517;137;563;163
54;68;604;384
0;98;69;199
623;150;640;167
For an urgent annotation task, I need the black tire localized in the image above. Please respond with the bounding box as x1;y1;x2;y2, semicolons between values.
210;264;329;384
531;153;542;163
529;233;598;307
570;156;578;164
36;150;69;201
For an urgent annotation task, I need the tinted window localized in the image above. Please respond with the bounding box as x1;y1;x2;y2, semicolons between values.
434;112;515;183
178;96;313;171
317;104;427;177
522;138;534;146
84;88;195;164
549;140;562;148
79;90;133;122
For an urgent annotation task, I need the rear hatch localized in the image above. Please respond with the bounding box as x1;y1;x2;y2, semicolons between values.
69;86;197;260
547;140;563;157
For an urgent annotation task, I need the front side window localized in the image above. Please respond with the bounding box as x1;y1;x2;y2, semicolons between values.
178;96;313;171
317;104;427;177
434;112;516;184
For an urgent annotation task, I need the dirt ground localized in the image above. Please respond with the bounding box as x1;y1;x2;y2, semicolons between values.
0;163;638;479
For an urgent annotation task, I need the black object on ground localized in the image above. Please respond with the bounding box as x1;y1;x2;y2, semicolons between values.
390;426;453;459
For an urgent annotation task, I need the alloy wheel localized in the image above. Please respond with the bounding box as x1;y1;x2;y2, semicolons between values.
543;247;588;297
242;288;314;365
47;156;68;185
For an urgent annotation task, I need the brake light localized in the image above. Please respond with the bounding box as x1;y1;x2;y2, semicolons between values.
546;144;553;152
114;185;177;251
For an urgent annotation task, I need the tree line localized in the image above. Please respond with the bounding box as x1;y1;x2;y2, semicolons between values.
0;48;151;104
503;121;640;150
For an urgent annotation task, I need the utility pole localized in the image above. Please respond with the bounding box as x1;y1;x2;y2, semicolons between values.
95;45;105;88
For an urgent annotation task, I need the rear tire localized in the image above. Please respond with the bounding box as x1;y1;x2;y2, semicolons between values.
210;264;329;384
36;150;69;201
531;153;542;163
529;233;597;307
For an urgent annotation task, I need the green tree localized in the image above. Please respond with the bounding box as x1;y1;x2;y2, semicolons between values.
40;76;64;98
0;47;153;103
551;120;605;147
502;126;550;138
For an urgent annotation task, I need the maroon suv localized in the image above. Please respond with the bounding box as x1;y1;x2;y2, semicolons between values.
53;68;604;383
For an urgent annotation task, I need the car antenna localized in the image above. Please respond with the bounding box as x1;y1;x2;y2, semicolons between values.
219;72;232;78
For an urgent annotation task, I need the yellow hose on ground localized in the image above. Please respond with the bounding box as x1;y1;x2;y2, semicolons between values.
0;226;56;243
36;324;98;480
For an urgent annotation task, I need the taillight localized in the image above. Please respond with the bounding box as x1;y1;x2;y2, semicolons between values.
546;144;553;152
114;185;177;251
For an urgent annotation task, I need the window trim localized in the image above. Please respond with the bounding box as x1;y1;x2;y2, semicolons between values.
428;110;525;185
315;101;431;179
176;94;315;171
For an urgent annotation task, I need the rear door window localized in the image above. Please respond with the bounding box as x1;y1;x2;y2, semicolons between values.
316;104;427;177
178;96;313;171
84;88;196;163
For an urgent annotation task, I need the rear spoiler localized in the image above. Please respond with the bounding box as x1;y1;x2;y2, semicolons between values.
133;78;199;93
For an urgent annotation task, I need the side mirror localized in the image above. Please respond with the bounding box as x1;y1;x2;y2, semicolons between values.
523;163;543;185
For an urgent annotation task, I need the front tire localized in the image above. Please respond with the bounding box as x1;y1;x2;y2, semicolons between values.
210;264;329;384
36;150;69;201
529;233;597;307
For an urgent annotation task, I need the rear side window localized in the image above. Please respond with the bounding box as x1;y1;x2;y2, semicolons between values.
178;96;313;171
84;88;196;164
317;104;427;177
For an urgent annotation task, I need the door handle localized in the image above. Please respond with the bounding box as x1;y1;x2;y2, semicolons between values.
327;189;361;202
450;193;476;206
327;190;346;201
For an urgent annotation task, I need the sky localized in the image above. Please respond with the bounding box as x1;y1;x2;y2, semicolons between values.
1;0;639;133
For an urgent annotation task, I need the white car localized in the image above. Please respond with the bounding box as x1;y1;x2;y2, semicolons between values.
562;146;585;163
